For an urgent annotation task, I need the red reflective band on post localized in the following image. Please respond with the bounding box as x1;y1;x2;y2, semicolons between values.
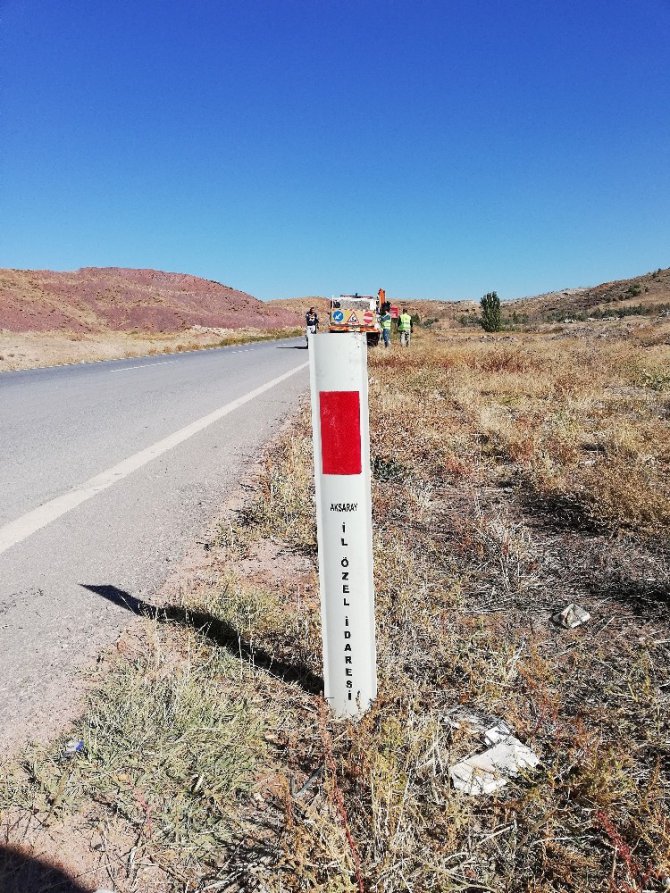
319;391;362;475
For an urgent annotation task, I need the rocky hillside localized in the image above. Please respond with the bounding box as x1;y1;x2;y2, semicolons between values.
508;266;670;321
0;267;300;333
374;268;670;324
391;268;670;323
268;296;331;316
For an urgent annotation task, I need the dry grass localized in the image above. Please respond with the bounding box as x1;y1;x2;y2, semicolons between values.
2;324;669;892
401;326;670;536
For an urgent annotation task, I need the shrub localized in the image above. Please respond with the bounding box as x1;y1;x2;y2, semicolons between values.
459;314;481;327
506;310;529;327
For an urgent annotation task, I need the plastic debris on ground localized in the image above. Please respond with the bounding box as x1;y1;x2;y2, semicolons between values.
444;709;511;740
63;738;85;758
552;603;591;629
449;722;539;796
483;721;512;746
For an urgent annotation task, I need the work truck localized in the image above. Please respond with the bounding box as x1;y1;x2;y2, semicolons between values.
328;294;381;346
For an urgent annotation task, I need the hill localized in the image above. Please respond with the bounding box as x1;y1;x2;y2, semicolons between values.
358;268;670;327
509;265;670;321
267;269;670;326
268;296;331;316
0;267;300;333
393;267;670;325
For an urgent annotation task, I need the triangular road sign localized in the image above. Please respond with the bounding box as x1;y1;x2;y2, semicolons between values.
348;312;360;325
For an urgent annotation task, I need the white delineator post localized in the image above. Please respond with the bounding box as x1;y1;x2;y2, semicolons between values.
309;333;377;718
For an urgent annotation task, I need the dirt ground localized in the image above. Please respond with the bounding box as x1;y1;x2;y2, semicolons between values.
0;326;299;373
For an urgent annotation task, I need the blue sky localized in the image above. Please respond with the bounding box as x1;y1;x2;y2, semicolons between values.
1;0;668;301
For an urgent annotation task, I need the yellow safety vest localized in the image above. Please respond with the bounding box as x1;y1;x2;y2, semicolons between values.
381;314;392;330
399;313;412;332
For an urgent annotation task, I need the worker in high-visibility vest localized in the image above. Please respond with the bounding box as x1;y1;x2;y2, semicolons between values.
398;308;413;347
380;307;392;348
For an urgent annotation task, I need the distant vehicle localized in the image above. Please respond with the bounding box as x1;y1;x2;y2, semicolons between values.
328;294;381;346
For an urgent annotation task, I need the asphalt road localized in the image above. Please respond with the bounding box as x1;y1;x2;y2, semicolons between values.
0;339;309;752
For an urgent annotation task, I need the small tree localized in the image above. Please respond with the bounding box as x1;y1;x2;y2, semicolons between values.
480;291;502;332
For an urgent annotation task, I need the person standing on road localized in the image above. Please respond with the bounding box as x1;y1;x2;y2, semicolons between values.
380;307;392;348
399;308;413;347
305;306;319;345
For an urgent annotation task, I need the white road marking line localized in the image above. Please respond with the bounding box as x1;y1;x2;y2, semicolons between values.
0;361;308;557
111;360;179;373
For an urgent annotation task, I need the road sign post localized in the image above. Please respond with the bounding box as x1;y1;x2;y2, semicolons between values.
309;333;377;718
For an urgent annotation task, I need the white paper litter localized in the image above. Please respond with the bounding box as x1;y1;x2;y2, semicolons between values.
450;736;540;795
553;603;591;629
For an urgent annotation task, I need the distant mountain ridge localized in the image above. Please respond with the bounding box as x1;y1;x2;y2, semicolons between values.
3;265;667;335
269;267;670;322
0;267;300;333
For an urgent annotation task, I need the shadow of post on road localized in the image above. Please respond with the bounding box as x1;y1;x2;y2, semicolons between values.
0;845;96;893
